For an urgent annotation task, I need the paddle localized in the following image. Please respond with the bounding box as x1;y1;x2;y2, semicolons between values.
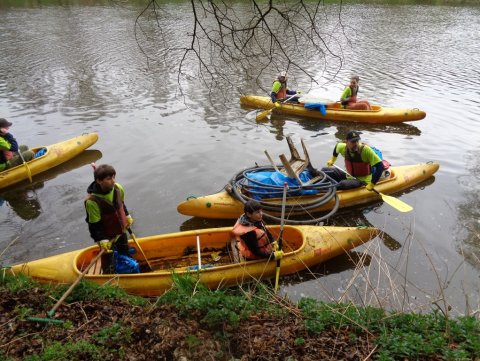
127;227;153;271
256;93;298;122
28;249;105;324
18;150;33;183
332;164;413;213
274;182;288;293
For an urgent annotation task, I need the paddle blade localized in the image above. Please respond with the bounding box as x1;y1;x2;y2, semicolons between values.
255;108;273;121
378;192;413;212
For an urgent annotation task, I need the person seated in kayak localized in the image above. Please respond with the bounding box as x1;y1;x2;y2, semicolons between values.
231;200;283;261
85;164;135;273
340;75;372;110
0;118;34;171
270;71;300;106
322;130;384;190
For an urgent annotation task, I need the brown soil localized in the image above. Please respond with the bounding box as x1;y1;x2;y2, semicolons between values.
0;286;379;361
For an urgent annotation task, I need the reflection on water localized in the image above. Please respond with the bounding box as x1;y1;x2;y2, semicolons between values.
252;111;422;142
265;114;422;141
456;149;480;268
0;185;43;221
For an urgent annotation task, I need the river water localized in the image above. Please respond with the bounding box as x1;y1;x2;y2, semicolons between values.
0;1;479;315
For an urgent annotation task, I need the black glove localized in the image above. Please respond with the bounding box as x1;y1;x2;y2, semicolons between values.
341;97;351;106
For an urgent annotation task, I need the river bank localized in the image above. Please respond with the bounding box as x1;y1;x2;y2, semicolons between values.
1;274;478;361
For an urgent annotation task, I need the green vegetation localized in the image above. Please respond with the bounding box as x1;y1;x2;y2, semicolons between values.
155;273;287;329
1;273;479;360
299;298;480;360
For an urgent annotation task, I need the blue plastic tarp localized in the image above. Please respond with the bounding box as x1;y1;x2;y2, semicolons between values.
245;170;319;199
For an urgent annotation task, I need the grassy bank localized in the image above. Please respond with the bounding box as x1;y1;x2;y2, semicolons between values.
0;273;478;360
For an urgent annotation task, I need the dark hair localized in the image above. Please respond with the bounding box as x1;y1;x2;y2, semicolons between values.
244;200;262;214
94;164;116;181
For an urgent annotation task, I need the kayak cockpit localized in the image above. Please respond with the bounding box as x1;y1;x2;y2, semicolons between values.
77;226;306;276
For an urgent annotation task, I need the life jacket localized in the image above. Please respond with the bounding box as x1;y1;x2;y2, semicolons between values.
231;220;272;260
85;185;127;239
0;135;14;165
273;80;287;100
345;86;358;106
344;144;371;177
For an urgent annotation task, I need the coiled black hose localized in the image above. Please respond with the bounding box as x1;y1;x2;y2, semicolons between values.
226;165;340;225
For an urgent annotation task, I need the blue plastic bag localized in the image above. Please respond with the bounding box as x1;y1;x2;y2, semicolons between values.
304;102;327;116
34;148;47;158
114;251;140;274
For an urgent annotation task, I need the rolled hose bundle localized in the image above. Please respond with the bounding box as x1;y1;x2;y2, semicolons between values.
226;165;340;224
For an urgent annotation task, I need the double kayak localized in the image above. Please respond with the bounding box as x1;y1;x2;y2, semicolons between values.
10;225;379;296
241;95;426;124
0;133;98;189
177;162;440;219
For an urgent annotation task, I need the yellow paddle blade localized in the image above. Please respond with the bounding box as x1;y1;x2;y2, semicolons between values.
255;108;273;121
378;192;413;212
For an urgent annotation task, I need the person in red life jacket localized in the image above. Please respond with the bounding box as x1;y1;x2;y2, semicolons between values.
322;130;384;190
85;164;134;273
340;75;372;110
231;200;283;261
270;71;301;106
0;118;34;171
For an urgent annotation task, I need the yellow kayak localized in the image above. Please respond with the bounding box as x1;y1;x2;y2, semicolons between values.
177;162;440;219
241;95;426;124
0;133;98;189
10;225;379;296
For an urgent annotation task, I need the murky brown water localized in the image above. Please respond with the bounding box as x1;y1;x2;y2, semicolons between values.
1;1;479;314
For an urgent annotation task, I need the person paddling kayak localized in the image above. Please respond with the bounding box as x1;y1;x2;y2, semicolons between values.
270;71;300;106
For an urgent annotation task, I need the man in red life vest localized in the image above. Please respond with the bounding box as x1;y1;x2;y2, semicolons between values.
270;71;300;106
322;131;385;190
231;200;283;261
85;164;134;273
0;118;34;171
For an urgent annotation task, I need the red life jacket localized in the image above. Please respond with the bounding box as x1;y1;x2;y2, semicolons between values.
231;220;272;260
3;150;13;160
85;185;127;239
345;144;371;177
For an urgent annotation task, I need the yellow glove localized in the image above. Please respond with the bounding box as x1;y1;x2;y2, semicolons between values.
326;156;337;167
126;215;134;227
270;241;279;251
274;102;281;108
98;239;112;253
274;250;284;260
296;90;302;94
365;182;375;191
